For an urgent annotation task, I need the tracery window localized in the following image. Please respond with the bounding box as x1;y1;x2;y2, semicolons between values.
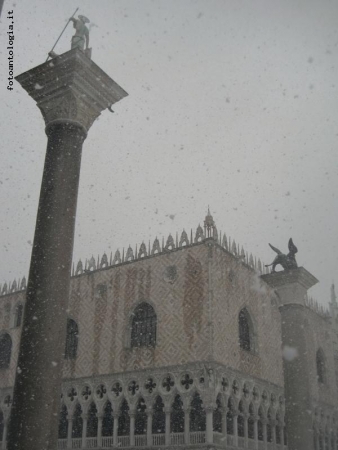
190;392;206;432
227;398;235;435
118;399;130;436
0;333;12;369
170;395;184;433
213;396;222;433
237;401;245;438
102;401;114;437
58;404;68;439
65;319;78;360
87;402;98;438
238;308;254;351
72;403;83;439
316;349;326;384
152;396;165;434
135;398;147;435
131;302;156;348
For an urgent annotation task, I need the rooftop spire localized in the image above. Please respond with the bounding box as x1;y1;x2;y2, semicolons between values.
204;207;217;239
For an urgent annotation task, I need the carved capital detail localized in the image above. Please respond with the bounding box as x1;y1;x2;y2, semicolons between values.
15;48;128;133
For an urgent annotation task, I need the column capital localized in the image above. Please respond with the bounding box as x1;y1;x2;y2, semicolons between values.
15;48;128;134
261;267;318;306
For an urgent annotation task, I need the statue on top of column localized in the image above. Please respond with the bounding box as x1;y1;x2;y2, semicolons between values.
265;238;298;272
70;15;90;51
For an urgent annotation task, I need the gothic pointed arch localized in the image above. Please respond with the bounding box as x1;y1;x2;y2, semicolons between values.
87;402;98;438
118;399;130;436
171;394;184;433
190;392;206;432
0;333;12;369
258;406;264;441
131;302;157;348
316;348;326;384
248;402;255;439
102;400;114;437
227;397;235;435
58;404;68;439
65;318;79;360
72;403;83;438
238;307;255;352
237;400;245;437
135;397;147;435
152;396;165;434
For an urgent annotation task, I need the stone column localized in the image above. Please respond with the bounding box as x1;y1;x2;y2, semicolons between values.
280;422;285;447
82;414;88;448
261;268;318;450
271;419;276;449
233;412;238;447
7;48;127;450
66;418;73;449
244;414;249;448
129;412;135;446
2;417;8;450
253;417;258;450
113;413;119;447
206;406;214;444
164;407;171;446
260;419;267;450
97;414;103;448
147;408;153;446
221;408;227;443
184;408;190;444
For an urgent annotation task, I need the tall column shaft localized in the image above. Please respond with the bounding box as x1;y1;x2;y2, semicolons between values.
165;409;170;445
7;122;86;450
9;48;128;450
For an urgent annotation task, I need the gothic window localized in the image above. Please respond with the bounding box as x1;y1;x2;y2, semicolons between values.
152;396;165;434
213;396;222;433
131;303;156;348
248;403;255;439
170;394;184;433
87;402;98;438
237;400;245;437
0;410;4;443
0;333;12;369
238;308;254;352
258;406;264;441
65;319;78;360
227;398;235;435
190;392;206;432
316;349;326;384
135;398;147;435
72;403;83;439
276;413;281;444
58;404;68;439
118;399;130;436
14;303;23;327
102;401;114;437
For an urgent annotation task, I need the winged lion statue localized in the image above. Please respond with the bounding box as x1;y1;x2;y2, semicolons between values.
265;238;298;272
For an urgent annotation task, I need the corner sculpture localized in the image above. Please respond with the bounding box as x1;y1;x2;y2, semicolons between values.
265;238;298;272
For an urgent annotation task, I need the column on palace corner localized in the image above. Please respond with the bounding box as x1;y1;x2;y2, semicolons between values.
261;267;319;450
7;48;127;450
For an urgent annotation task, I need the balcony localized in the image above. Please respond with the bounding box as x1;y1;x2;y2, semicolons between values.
56;432;287;449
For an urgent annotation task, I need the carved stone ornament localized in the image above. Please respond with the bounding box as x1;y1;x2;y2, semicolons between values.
15;48;128;133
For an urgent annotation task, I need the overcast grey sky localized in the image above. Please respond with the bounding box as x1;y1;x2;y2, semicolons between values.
0;0;337;305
